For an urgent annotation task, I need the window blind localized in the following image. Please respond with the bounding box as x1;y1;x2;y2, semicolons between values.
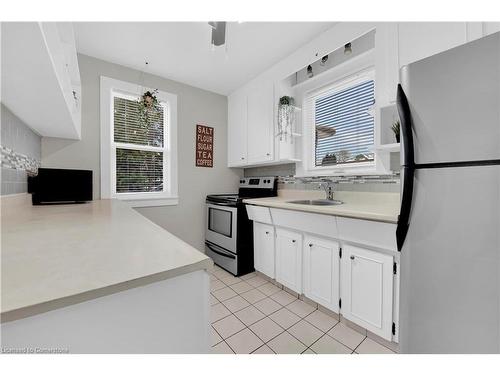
309;79;375;166
115;148;163;193
113;94;166;194
113;96;165;147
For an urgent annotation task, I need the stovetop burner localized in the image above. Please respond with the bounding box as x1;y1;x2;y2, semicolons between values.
206;177;278;206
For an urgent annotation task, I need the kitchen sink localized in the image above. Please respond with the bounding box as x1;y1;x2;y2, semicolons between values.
287;199;343;206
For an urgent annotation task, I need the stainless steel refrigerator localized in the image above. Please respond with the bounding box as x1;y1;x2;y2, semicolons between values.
396;32;500;353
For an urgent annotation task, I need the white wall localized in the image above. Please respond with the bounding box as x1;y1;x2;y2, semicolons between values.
42;54;241;251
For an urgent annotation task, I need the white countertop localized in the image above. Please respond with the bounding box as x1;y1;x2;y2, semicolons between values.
1;195;212;322
243;190;400;223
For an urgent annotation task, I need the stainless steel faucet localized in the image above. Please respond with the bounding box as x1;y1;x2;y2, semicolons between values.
320;181;335;200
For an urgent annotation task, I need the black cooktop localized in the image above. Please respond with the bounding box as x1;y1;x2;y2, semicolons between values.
206;177;278;206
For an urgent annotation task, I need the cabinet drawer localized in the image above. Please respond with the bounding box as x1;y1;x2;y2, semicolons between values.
270;208;338;238
337;217;397;251
246;205;272;224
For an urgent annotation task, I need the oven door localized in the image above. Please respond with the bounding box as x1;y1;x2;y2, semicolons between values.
205;203;237;253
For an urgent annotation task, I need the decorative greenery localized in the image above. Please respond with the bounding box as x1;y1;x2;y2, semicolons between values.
277;96;296;142
138;89;161;125
391;120;401;142
279;96;294;106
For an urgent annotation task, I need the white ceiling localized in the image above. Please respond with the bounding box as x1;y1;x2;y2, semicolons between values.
73;22;335;95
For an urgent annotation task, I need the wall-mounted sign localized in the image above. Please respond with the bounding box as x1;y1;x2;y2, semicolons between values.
196;124;214;168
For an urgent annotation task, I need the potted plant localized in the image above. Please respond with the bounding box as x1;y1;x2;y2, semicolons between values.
279;96;293;106
277;96;296;141
391;120;400;143
138;89;161;125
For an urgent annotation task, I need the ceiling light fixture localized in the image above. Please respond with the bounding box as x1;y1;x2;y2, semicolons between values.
307;65;314;78
320;55;329;66
208;21;227;48
344;42;352;55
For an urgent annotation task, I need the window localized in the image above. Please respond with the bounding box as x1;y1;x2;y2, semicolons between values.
304;70;375;171
100;77;178;206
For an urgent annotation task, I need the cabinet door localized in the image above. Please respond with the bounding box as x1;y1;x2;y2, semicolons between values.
247;81;274;164
253;223;275;278
398;22;467;66
341;245;394;340
375;23;399;104
303;235;340;313
275;228;302;293
227;89;247;166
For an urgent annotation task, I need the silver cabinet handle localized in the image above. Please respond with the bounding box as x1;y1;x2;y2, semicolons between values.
241;157;245;160
266;153;270;156
309;243;313;247
292;240;296;243
265;231;269;234
350;255;355;260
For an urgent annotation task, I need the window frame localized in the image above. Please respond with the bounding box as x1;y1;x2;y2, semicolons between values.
100;76;178;207
302;68;377;175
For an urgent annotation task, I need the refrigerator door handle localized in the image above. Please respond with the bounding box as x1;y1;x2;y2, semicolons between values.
397;166;414;251
396;84;415;251
397;84;415;168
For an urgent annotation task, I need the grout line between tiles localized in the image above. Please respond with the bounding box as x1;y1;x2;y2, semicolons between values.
352;336;367;353
211;271;374;355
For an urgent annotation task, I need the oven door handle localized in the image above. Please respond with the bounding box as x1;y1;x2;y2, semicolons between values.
206;242;236;259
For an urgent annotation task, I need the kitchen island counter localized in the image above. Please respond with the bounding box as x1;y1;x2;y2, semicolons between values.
1;195;212;322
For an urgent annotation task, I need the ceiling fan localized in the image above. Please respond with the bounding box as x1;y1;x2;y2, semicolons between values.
208;21;226;47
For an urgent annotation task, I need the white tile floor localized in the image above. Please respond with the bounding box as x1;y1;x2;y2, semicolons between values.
209;265;397;354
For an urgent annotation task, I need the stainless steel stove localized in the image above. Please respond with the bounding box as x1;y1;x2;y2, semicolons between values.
205;177;277;276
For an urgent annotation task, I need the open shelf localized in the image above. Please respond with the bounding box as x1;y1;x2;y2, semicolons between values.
379;103;400;147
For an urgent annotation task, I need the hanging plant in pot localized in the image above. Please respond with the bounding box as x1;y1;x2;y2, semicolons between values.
138;89;161;125
277;96;295;142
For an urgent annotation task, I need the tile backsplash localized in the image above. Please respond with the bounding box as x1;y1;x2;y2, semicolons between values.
277;174;400;193
1;104;41;195
244;163;400;193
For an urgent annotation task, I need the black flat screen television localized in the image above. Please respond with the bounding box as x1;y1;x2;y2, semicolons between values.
29;168;93;205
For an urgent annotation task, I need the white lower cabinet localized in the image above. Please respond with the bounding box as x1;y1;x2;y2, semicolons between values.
340;244;394;341
253;222;275;278
303;235;340;313
250;210;398;343
275;228;302;294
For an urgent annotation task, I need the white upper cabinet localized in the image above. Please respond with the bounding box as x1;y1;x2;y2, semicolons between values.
375;23;399;105
247;81;274;164
227;80;275;167
1;22;81;139
227;88;248;166
303;235;340;313
275;228;302;294
341;244;394;341
398;22;468;67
